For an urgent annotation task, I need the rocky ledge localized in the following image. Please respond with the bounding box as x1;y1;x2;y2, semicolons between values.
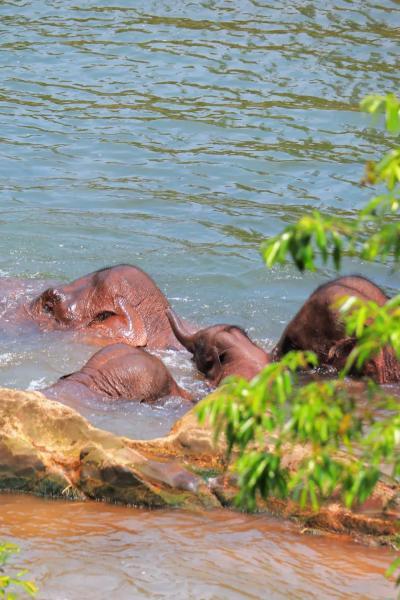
0;387;398;546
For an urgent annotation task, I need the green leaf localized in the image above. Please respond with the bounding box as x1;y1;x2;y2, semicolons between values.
386;556;400;581
386;93;400;133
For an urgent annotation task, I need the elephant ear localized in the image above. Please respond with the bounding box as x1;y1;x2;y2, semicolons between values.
114;296;148;347
86;298;148;347
202;346;221;375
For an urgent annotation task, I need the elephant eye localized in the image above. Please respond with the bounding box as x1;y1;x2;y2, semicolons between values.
204;357;214;370
43;302;54;314
91;311;116;324
219;352;227;364
41;288;62;315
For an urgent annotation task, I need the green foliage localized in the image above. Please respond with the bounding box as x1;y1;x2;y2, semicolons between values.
387;556;400;589
362;150;400;191
199;93;400;590
360;93;400;134
198;358;392;511
338;295;400;373
0;542;37;599
261;212;351;272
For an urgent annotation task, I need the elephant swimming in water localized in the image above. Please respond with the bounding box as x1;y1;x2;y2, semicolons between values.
44;343;192;405
166;308;270;386
27;264;180;349
272;275;400;384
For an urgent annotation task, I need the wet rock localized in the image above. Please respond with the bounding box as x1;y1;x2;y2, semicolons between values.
0;386;398;546
0;387;218;509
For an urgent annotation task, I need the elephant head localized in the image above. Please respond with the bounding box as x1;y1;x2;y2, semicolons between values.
45;343;192;403
28;265;178;349
166;309;270;386
273;275;400;383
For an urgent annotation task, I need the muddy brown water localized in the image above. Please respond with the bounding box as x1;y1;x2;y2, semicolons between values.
1;0;399;597
0;494;396;599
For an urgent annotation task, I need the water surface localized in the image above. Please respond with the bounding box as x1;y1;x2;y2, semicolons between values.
0;494;396;600
0;0;399;597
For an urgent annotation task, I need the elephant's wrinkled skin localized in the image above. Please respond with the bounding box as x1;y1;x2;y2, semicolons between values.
28;264;179;349
44;343;192;404
166;309;270;386
273;275;400;383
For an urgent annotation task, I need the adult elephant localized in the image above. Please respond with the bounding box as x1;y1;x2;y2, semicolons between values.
27;264;180;349
44;343;192;404
273;275;400;384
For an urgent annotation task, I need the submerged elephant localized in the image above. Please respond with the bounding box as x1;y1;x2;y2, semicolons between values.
273;275;400;383
166;309;270;386
27;264;180;349
44;343;192;404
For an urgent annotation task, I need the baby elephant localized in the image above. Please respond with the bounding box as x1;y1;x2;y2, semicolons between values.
166;309;270;386
44;343;192;404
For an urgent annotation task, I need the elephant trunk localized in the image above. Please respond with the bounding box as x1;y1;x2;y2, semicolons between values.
166;309;196;353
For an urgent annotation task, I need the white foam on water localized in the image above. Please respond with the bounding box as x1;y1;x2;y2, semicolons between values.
27;377;47;391
0;352;17;366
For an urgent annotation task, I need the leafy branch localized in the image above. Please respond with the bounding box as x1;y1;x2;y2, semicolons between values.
0;542;37;599
338;295;400;374
198;93;400;590
261;212;353;272
360;93;400;135
198;354;393;512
